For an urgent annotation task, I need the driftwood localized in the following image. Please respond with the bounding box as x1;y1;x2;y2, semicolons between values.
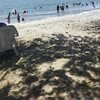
0;25;19;56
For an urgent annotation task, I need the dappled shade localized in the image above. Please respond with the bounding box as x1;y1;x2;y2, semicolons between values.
0;34;100;100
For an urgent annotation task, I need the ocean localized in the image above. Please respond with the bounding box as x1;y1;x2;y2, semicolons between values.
0;0;100;24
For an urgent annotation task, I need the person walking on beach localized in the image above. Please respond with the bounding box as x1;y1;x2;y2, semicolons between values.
7;12;11;23
17;14;20;23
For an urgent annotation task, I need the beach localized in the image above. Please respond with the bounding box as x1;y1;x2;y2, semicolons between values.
0;10;100;100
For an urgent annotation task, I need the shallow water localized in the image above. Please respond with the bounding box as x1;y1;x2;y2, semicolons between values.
0;0;100;23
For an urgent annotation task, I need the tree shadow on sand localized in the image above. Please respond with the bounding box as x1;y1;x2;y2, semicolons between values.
84;20;100;34
0;34;100;100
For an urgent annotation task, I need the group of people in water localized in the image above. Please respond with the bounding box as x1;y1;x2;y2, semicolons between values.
7;9;27;23
56;4;69;12
56;1;98;12
7;1;99;24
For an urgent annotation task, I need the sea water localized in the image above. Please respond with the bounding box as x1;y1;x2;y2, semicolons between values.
0;0;100;23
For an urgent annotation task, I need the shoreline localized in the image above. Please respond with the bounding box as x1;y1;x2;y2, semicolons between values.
12;9;100;42
1;7;100;25
11;8;100;26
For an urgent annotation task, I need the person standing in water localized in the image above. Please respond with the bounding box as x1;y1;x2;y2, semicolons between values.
57;5;60;12
7;12;11;23
17;14;20;23
15;10;17;15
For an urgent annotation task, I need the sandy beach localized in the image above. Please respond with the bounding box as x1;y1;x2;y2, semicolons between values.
0;10;100;100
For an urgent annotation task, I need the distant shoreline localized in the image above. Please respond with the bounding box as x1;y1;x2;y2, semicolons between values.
12;8;100;26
